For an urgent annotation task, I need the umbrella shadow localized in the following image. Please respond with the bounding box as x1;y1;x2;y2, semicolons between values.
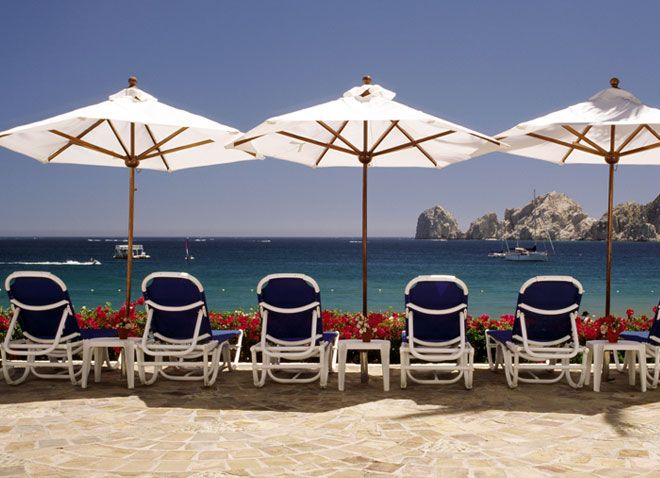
0;367;655;437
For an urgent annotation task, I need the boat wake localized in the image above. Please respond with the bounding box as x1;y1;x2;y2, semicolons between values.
0;260;101;266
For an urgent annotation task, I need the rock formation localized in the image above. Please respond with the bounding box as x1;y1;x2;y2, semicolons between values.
587;195;660;241
416;193;660;241
415;206;463;239
502;192;595;240
465;213;501;240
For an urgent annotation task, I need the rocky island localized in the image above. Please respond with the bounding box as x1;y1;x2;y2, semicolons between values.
415;192;660;241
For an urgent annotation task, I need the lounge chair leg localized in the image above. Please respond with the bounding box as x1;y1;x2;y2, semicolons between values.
320;346;328;389
66;346;77;384
400;349;408;389
251;347;261;387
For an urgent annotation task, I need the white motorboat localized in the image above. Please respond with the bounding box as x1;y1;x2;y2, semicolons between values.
504;246;549;262
113;244;150;260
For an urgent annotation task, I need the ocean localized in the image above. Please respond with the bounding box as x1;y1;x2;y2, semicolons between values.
0;238;657;317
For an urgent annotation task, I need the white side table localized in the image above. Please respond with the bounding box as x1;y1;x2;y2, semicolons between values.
586;340;647;392
81;337;139;389
338;339;390;391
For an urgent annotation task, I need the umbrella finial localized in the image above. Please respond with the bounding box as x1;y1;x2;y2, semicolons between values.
128;76;138;88
610;77;620;89
362;75;372;85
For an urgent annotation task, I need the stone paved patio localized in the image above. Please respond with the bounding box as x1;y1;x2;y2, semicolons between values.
0;364;658;477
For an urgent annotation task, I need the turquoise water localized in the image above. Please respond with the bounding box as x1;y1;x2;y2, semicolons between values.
0;238;657;317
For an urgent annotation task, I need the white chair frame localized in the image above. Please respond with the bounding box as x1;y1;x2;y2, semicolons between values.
643;336;660;389
135;273;230;387
251;273;331;388
400;275;474;390
1;271;84;385
487;276;589;389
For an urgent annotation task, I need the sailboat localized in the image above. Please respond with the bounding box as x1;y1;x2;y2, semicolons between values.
184;238;195;261
502;190;555;262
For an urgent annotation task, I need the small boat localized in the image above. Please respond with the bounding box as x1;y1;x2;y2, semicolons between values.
488;251;506;258
184;239;194;261
113;244;150;260
504;246;548;262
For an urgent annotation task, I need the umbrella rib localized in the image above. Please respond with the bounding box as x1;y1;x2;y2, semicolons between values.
47;119;105;162
144;125;171;171
106;120;131;157
368;120;399;155
466;131;500;145
619;141;660;157
233;134;264;148
392;123;438;166
526;132;602;156
560;125;592;163
49;129;127;160
562;125;607;154
643;124;660;141
373;129;453;162
137;127;188;160
615;124;645;154
142;139;214;159
276;131;356;156
317;121;360;153
315;121;348;166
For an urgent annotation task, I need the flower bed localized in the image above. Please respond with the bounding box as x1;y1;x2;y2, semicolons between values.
0;304;656;363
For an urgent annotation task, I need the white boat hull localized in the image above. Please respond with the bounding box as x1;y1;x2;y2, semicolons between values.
504;252;548;262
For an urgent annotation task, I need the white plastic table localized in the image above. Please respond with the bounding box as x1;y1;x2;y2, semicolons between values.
586;340;647;392
338;339;390;391
81;337;139;389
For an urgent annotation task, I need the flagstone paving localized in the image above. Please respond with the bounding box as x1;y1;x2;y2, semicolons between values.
0;365;658;477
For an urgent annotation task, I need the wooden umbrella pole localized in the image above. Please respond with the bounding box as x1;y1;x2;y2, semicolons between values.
125;120;138;320
360;160;369;383
125;166;135;319
605;162;615;317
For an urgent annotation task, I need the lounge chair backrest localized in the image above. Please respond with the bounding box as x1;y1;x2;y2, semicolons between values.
142;272;211;340
650;300;660;338
513;276;583;342
4;271;80;340
405;275;468;342
257;274;321;341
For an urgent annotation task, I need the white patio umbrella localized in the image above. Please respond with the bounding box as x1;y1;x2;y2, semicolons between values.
497;78;660;316
0;76;257;317
232;75;501;379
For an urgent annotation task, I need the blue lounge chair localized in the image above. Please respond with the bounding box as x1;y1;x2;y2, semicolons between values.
485;276;589;388
136;272;242;386
2;271;116;385
620;300;660;388
251;274;337;388
400;275;474;389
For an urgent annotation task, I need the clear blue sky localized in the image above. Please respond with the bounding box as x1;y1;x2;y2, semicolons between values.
1;1;658;237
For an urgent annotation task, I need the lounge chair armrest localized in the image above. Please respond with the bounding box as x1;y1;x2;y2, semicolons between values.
406;302;466;316
518;303;579;316
145;300;205;313
10;299;70;312
259;301;320;315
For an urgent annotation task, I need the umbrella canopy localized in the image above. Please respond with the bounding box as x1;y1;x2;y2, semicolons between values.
497;78;660;315
0;77;257;315
234;76;501;319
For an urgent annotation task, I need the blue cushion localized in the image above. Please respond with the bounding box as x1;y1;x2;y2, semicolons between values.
211;329;242;343
7;274;81;339
257;276;323;340
620;331;652;343
80;328;119;340
513;279;582;342
323;331;338;343
143;276;212;340
404;280;467;342
486;329;513;344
